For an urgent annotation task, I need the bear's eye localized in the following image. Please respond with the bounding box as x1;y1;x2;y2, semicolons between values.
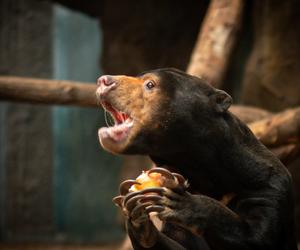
145;80;156;90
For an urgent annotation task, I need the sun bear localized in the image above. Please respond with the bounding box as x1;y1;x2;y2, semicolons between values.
96;68;297;250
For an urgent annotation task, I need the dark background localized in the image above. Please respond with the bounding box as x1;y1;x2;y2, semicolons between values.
0;0;299;248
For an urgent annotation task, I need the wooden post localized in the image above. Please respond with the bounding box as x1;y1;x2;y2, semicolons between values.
186;0;244;87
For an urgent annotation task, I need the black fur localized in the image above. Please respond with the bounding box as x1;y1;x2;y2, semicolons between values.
122;68;297;250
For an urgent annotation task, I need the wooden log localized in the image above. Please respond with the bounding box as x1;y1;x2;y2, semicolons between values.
249;108;300;147
270;143;300;165
229;105;272;124
0;76;98;107
186;0;244;87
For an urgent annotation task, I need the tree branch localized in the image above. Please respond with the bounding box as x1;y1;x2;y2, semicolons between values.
0;76;98;107
249;108;300;147
186;0;244;87
229;105;272;123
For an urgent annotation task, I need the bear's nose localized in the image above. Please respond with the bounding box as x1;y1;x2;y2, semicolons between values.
97;75;115;86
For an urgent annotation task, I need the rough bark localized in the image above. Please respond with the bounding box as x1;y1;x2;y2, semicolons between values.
186;0;244;88
0;76;97;107
229;105;272;123
248;108;300;147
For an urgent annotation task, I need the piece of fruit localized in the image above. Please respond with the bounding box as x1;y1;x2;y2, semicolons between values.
129;170;163;192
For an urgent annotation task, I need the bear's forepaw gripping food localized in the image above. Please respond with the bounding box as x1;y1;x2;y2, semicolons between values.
112;167;189;209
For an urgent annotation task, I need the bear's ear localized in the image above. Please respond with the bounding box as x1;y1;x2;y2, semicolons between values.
211;90;232;112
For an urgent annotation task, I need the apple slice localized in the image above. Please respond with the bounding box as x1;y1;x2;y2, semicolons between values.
129;171;163;192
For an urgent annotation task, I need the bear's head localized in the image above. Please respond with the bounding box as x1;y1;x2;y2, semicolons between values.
96;68;232;155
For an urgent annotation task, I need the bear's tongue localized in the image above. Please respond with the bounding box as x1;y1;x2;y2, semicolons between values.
100;101;133;142
102;101;129;125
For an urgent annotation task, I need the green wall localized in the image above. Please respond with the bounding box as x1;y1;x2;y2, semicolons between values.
53;5;123;243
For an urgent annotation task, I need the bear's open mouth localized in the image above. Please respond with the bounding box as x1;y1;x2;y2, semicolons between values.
98;101;134;142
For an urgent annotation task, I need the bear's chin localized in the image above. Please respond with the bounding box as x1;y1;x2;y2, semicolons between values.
98;127;129;154
98;127;153;155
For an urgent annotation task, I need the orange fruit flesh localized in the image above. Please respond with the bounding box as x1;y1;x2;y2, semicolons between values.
129;171;162;192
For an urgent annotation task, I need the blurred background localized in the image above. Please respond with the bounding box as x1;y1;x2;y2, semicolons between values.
0;0;299;249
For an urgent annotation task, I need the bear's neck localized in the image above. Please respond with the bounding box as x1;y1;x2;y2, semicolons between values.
150;114;277;197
